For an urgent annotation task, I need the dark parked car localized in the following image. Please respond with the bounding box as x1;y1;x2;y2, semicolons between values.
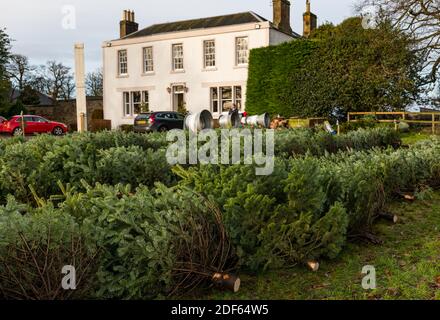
134;112;185;133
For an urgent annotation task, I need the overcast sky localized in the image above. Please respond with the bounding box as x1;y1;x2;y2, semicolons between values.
0;0;358;73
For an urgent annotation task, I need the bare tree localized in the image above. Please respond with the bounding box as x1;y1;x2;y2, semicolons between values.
6;54;34;92
358;0;440;83
86;68;103;97
34;60;73;101
60;73;75;100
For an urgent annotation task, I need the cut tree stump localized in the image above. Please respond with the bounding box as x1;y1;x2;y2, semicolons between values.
307;261;320;272
401;193;415;202
212;273;241;293
379;212;399;224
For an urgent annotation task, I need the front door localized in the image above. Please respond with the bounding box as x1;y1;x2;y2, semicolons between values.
172;85;185;112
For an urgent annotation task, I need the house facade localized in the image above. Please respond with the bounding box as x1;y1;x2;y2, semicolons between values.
103;1;316;129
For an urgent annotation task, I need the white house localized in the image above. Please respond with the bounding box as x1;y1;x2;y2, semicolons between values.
103;0;317;129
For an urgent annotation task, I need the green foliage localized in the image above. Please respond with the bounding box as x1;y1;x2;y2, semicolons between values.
175;137;440;270
20;85;41;105
96;146;172;187
0;200;98;299
275;127;401;156
0;29;11;115
0;131;172;203
119;124;134;132
246;18;424;118
0;181;237;300
246;40;317;116
62;184;182;299
174;158;350;271
1;129;439;298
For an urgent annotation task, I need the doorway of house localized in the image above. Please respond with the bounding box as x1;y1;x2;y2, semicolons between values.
172;85;185;112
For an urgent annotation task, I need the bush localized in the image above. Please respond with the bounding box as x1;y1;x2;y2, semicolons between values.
95;146;174;187
119;124;134;132
0;199;98;299
57;183;237;299
246;18;424;117
174;158;349;271
274;127;401;157
246;40;317;117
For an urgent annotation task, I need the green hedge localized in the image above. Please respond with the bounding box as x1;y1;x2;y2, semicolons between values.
246;40;317;117
246;18;423;118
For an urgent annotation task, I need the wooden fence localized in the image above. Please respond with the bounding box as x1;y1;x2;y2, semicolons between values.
348;111;440;134
90;119;112;132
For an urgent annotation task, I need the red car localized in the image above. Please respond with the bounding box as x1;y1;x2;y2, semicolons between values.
1;115;68;136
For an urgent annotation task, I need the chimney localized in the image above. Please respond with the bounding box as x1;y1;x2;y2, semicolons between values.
273;0;292;35
303;0;317;38
120;10;139;38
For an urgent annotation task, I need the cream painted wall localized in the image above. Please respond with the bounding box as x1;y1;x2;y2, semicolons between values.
103;22;294;129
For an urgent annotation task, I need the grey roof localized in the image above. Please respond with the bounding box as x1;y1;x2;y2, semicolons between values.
10;89;55;106
122;11;276;39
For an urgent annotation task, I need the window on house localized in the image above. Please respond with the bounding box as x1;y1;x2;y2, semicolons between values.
235;37;249;65
172;44;184;71
118;50;128;75
132;91;142;115
143;47;154;73
221;87;233;112
235;86;242;110
210;88;219;113
142;91;149;111
210;86;243;114
204;40;216;68
123;92;131;116
123;90;149;116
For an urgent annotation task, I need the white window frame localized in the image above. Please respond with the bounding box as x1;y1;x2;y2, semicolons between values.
118;50;128;75
210;88;219;113
210;85;243;114
123;90;149;117
235;37;249;66
123;92;131;116
172;43;184;71
143;47;154;73
203;40;216;68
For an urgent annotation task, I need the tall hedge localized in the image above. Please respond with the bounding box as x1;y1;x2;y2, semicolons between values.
246;40;317;117
245;18;424;118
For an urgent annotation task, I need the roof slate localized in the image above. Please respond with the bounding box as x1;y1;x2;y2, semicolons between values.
122;11;270;39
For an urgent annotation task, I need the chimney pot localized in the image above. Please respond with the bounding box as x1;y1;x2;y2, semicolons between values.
273;0;292;35
120;9;139;38
303;0;317;38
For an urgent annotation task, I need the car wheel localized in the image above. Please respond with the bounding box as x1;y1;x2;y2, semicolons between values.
52;127;64;136
158;126;168;132
12;127;23;136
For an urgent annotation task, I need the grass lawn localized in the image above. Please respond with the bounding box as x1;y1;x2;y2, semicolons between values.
198;192;440;300
400;131;435;145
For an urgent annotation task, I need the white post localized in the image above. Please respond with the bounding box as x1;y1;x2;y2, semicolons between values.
74;43;87;132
